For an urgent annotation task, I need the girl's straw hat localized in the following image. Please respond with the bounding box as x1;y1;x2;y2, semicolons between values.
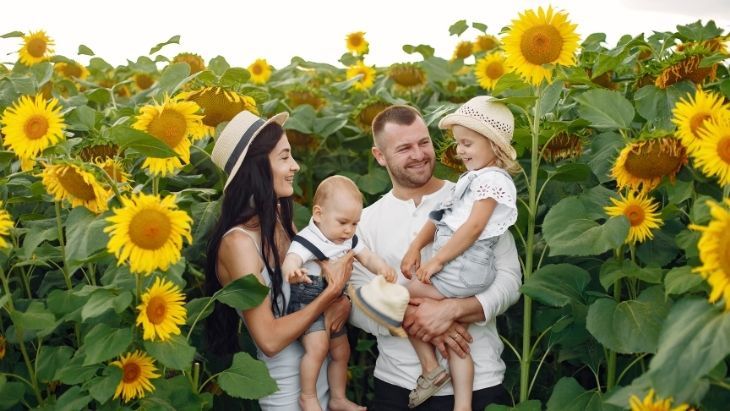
438;95;516;160
211;110;288;189
348;276;409;338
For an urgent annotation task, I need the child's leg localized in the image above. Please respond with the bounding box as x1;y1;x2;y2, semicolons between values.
299;331;329;411
406;279;445;376
328;334;366;411
406;277;446;300
448;348;474;411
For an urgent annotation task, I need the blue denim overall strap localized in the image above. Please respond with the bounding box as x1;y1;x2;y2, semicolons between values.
291;234;359;261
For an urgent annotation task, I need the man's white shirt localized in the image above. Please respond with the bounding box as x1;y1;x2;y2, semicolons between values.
349;181;522;394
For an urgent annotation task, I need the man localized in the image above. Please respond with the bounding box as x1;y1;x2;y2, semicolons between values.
349;105;522;410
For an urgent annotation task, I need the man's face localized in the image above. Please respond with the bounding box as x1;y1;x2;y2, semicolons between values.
373;118;435;189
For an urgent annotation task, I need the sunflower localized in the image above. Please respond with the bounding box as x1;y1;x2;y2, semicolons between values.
105;193;192;275
79;144;119;162
473;34;499;53
346;61;376;91
346;31;369;55
690;199;730;310
437;139;466;173
286;88;326;110
388;62;427;90
0;203;13;249
137;277;187;341
132;97;206;176
353;98;389;130
604;191;663;244
474;53;507;90
172;52;206;74
629;389;689;411
611;137;688;192
42;162;111;213
18;31;54;66
178;87;258;133
452;41;474;60
133;73;155;91
693;118;730;186
111;350;160;402
503;6;579;86
1;94;66;160
20;158;35;172
542;132;583;162
655;54;717;89
286;129;318;151
54;61;89;80
96;158;130;184
672;88;729;153
248;59;272;85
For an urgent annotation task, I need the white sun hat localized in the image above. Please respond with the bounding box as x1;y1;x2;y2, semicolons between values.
438;95;516;160
211;110;288;190
348;276;410;338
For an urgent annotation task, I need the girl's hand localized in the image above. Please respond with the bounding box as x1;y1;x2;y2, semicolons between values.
400;247;421;279
416;259;442;284
319;251;354;296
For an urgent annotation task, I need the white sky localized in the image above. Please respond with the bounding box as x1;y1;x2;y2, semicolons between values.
2;0;729;69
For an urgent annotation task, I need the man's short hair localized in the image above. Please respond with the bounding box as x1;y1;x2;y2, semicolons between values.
371;105;423;148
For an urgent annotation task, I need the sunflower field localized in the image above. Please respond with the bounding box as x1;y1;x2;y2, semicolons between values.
0;5;729;411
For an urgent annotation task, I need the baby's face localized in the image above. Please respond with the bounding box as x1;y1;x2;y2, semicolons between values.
313;195;363;244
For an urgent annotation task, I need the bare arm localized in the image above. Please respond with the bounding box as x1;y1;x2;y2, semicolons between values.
355;248;396;282
400;221;436;278
282;253;310;284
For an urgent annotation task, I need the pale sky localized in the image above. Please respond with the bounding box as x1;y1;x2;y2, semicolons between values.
2;0;729;69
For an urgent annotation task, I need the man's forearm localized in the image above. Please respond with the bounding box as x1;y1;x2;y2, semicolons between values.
449;295;486;323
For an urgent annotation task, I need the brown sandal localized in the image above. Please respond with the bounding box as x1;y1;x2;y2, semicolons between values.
407;366;451;408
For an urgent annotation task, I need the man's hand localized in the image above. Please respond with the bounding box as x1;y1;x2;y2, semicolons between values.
324;295;351;334
403;297;459;342
431;322;472;359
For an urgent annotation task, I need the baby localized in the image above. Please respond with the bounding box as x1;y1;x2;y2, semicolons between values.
283;175;396;411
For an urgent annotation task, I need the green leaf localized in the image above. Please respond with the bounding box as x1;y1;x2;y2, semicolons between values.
286;105;316;134
36;345;74;383
55;386;92;411
472;22;488;32
150;35;181;54
88;365;122;403
421;57;457;83
1;31;24;38
213;275;269;311
83;324;132;365
550;163;593;183
109;125;177;158
664;265;704;296
314;115;348;137
574;89;635;130
144;335;196;370
0;377;25;409
67;105;97;131
539;80;564;117
65;207;109;270
633;85;674;129
208;55;230;75
146;375;213;411
220;67;250;86
676;20;723;41
586;286;670;354
356;168;391;195
521;264;590;307
30;62;54;86
449;20;469;36
217;352;278;399
402;44;435;58
21;219;58;260
186;297;214;325
486;400;543;411
78;44;95;56
599;259;662;291
81;289;132;320
156;62;192;96
57;354;100;385
11;302;56;331
547;377;621;411
588;131;624;183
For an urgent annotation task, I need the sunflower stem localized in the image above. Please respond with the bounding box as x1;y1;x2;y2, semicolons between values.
186;298;215;341
54;202;73;291
152;176;159;196
192;362;201;394
607;247;623;391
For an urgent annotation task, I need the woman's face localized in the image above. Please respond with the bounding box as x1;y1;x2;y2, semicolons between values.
269;132;300;198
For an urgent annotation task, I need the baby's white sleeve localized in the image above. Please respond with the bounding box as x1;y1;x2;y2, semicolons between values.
287;241;316;264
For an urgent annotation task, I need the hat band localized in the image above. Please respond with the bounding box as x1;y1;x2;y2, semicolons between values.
355;287;402;327
224;118;265;174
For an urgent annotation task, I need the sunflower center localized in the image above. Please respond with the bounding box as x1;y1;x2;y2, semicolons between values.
350;36;363;47
486;61;505;79
129;209;172;250
24;115;50;140
27;38;48;58
520;25;563;65
147;109;188;148
251;64;263;75
122;362;141;383
146;296;168;324
717;136;730;164
58;168;97;201
624;204;645;227
690;113;711;137
63;64;83;78
624;140;686;179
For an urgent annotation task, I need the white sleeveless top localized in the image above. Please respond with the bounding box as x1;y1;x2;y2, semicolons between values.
223;227;330;410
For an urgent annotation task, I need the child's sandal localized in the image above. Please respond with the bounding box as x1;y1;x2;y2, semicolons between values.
407;366;451;408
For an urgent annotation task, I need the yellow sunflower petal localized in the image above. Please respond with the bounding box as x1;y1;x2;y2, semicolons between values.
41;162;112;213
137;277;187;341
475;52;507;90
1;94;66;160
611;137;688;192
693;118;730;186
177;87;258;133
248;58;272;85
604;191;663;244
346;61;376;91
18;31;54;66
346;31;369;55
672;88;730;153
0;202;13;249
111;350;160;402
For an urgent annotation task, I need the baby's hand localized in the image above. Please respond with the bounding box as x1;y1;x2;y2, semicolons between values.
400;248;421;279
286;268;311;284
416;259;442;284
379;267;397;283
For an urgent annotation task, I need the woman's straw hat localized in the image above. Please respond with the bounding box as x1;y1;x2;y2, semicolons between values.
211;110;288;189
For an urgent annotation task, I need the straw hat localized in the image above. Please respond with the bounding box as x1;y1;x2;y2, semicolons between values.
348;276;410;338
211;110;288;189
438;95;516;160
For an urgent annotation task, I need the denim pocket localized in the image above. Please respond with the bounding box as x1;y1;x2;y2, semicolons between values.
457;241;496;289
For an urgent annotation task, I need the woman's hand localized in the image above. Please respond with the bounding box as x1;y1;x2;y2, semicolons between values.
324;295;351;334
318;251;354;297
400;247;421;279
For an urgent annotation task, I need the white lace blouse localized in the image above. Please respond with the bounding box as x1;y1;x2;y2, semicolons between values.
440;167;518;240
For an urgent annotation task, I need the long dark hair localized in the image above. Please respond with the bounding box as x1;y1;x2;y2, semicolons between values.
205;122;296;355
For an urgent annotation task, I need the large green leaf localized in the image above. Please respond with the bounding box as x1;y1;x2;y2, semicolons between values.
81;289;133;320
54;386;92;411
0;376;26;409
144;335;196;370
87;365;122;404
186;297;214;325
634;85;674;129
145;375;213;411
65;207;109;272
156;62;192;98
217;352;278;399
10;302;56;333
599;259;662;291
448;20;469;36
586;286;670;354
57;354;100;385
83;324;132;365
664;265;705;296
149;35;180;54
588;131;623;183
547;377;621;411
356;168;391;195
521;264;590;307
36;345;74;383
574;89;634;130
213;275;269;311
539;80;564;117
109;126;177;158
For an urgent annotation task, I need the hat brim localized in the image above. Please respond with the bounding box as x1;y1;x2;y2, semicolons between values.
224;112;289;190
439;114;517;160
347;284;407;338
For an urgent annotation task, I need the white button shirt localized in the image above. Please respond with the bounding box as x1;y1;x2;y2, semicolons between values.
349;181;522;394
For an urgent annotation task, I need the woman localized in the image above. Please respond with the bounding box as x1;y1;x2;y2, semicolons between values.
205;110;353;410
